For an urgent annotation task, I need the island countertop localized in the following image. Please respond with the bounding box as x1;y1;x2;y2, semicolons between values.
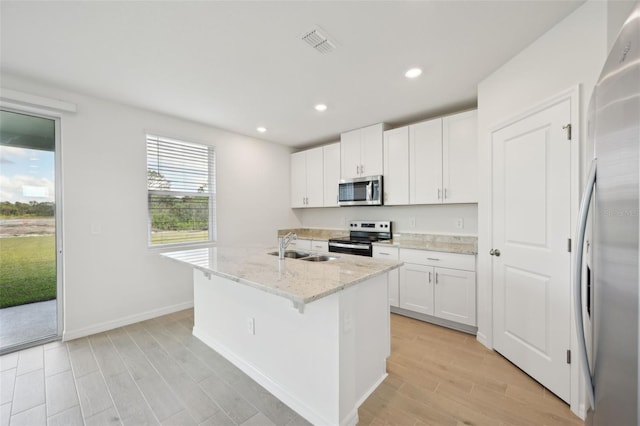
161;245;402;306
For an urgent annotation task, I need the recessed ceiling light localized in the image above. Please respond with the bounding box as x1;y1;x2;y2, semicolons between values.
315;104;327;112
405;68;423;79
256;126;267;133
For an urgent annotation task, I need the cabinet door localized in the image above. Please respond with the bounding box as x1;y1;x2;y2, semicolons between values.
383;127;409;205
290;151;307;208
443;110;478;203
410;118;443;204
360;123;384;176
434;267;476;326
311;240;328;252
289;239;312;251
305;147;324;207
399;263;434;315
323;143;340;207
373;246;400;307
340;129;361;179
388;269;400;308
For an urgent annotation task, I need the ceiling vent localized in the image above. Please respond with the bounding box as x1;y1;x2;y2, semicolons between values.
301;26;337;54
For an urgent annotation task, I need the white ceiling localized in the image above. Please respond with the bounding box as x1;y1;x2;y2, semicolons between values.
0;1;583;148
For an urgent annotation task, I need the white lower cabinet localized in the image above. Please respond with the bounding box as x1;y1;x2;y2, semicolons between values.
288;239;328;253
434;267;476;326
311;240;328;252
373;246;399;307
399;263;434;314
288;239;312;251
398;248;476;327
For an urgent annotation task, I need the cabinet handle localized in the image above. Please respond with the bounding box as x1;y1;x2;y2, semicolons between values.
437;188;441;200
361;164;364;174
427;257;440;261
444;188;447;200
435;272;439;284
429;271;432;283
379;252;390;256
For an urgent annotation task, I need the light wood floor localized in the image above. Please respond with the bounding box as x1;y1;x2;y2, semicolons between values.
1;309;585;426
359;314;585;426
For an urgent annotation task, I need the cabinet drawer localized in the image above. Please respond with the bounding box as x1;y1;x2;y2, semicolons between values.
289;239;312;251
399;248;475;271
372;246;399;259
311;240;328;252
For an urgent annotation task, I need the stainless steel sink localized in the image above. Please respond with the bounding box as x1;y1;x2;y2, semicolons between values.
299;255;338;262
267;250;310;259
267;251;338;262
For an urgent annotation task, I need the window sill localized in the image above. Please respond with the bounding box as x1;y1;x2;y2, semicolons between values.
148;240;216;253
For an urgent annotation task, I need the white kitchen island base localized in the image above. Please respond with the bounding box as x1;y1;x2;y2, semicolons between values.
192;269;390;426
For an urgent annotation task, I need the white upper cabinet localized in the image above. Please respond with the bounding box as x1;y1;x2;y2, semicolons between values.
409;118;443;204
409;110;478;205
340;123;387;179
383;127;409;205
290;151;307;208
290;147;323;208
323;143;340;207
360;123;385;177
442;110;478;203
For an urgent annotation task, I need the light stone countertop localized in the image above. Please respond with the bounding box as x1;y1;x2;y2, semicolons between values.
373;234;478;255
277;228;348;240
277;228;478;255
161;245;403;306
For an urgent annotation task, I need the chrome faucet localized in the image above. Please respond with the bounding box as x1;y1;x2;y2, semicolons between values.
278;232;297;259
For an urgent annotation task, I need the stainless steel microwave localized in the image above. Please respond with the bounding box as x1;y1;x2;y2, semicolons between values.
338;175;383;206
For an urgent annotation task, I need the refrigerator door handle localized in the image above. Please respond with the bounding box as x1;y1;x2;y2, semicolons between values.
573;158;596;409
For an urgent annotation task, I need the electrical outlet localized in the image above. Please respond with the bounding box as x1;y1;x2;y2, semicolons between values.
246;317;255;335
409;216;416;228
456;218;464;229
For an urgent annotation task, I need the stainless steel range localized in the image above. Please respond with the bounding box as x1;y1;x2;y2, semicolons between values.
328;220;392;257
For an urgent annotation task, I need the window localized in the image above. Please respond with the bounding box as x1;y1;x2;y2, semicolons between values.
146;135;215;246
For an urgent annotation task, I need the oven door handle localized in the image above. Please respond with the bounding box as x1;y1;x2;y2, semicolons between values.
329;242;370;250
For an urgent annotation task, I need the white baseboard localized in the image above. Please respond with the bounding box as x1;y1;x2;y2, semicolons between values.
62;301;193;341
476;331;490;349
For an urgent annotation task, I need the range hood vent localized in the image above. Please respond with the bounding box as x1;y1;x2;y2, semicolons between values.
301;26;337;54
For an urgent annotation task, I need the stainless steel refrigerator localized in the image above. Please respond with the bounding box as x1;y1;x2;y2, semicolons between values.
574;2;640;424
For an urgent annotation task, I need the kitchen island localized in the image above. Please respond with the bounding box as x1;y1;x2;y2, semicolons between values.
162;246;402;426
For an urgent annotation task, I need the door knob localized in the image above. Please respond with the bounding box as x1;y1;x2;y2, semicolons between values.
490;249;501;257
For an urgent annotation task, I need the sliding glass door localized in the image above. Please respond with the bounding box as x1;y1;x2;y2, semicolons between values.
0;109;61;353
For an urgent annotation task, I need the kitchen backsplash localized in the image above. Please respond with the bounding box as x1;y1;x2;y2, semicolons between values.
294;203;478;235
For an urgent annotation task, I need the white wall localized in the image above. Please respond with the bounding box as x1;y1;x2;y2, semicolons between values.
1;74;299;340
297;204;478;235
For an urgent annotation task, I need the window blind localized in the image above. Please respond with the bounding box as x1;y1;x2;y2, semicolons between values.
146;135;216;246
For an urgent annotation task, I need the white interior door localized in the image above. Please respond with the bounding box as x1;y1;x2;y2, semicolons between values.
491;98;572;402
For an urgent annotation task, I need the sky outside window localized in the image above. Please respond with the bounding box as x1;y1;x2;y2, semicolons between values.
0;145;55;204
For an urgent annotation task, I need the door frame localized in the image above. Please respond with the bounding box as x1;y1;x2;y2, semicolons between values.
484;86;583;417
0;99;66;347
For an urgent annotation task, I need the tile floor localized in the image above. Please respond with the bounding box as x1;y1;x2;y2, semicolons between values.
0;309;309;426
